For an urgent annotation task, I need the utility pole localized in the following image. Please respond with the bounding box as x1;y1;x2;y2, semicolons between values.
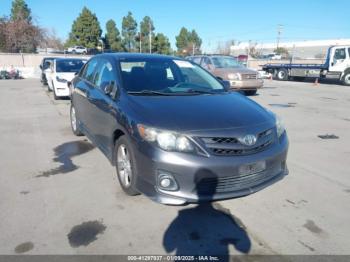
149;21;152;54
192;43;195;56
276;24;283;50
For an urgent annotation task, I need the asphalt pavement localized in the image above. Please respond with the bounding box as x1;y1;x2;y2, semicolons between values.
0;79;349;256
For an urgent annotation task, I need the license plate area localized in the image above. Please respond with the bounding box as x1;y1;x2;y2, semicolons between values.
239;161;266;176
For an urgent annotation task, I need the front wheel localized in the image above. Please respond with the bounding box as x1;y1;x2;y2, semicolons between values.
70;104;83;136
342;72;350;86
115;136;139;196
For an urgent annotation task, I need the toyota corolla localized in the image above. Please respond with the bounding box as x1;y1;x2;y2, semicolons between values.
70;53;289;205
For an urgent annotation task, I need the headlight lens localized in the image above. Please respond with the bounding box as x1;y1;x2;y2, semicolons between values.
276;115;286;137
228;73;241;80
56;76;67;83
137;124;194;152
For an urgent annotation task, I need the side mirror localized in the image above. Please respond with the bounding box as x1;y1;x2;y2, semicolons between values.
39;65;42;69
101;81;116;96
220;79;231;91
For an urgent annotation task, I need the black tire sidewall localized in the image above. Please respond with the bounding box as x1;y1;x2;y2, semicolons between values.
277;69;288;81
114;136;139;196
70;104;83;136
342;72;350;86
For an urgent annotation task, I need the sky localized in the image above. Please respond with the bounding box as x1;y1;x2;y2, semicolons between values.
1;0;349;52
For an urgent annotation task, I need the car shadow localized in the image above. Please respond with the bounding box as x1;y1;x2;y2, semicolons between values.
163;170;251;259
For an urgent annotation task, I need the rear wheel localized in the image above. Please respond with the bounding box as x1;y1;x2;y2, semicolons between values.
342;72;350;86
115;136;139;196
244;90;257;96
70;104;83;136
276;68;289;81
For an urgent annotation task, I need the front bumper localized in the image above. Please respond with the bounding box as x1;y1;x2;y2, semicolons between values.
230;79;264;90
132;133;289;205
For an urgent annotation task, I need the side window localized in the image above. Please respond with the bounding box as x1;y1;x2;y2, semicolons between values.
348;48;350;58
192;57;201;65
201;57;212;69
82;59;98;83
95;60;116;90
334;48;346;60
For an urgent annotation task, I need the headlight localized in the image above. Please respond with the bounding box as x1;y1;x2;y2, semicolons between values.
56;76;67;83
228;73;241;80
276;115;286;138
137;124;194;152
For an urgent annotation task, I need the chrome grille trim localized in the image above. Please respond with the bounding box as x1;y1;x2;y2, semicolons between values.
199;128;274;156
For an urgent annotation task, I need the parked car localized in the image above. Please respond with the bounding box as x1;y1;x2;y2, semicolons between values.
70;53;289;205
187;55;263;96
67;46;87;54
45;58;87;99
39;57;55;85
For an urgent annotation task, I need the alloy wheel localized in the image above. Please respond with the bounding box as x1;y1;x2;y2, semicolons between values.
117;145;132;187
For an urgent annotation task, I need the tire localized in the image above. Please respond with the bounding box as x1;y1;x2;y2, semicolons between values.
52;82;59;100
115;136;139;196
342;71;350;86
70;104;84;136
276;68;289;81
244;90;257;96
47;80;52;92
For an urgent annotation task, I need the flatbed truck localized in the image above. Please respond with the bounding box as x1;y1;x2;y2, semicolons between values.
261;45;350;86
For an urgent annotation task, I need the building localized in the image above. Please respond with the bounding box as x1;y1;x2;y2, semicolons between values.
230;39;350;59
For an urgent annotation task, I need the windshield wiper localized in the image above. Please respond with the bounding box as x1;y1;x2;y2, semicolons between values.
127;90;172;96
186;89;216;94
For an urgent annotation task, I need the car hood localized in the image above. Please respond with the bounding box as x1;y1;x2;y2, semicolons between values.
127;92;274;133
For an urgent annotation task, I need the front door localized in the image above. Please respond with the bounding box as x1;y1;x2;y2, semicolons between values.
329;47;349;73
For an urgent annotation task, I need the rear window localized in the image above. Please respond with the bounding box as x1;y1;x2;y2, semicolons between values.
56;59;86;73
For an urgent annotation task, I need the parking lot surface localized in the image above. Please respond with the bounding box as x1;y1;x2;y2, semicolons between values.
0;79;349;255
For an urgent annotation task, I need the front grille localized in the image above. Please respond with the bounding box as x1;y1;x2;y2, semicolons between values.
199;129;274;156
197;169;277;194
242;73;257;80
212;140;273;155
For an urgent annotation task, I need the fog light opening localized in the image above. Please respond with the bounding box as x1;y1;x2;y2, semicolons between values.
158;173;179;191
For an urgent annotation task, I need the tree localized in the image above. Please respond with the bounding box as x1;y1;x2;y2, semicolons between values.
40;28;64;50
274;47;289;57
175;27;190;54
189;30;202;51
175;27;202;55
153;33;171;55
0;17;6;51
140;16;155;53
11;0;31;22
66;7;102;48
122;11;137;52
105;19;123;51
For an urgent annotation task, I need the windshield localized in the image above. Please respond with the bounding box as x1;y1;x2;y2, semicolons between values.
211;56;242;69
120;58;225;95
56;59;86;73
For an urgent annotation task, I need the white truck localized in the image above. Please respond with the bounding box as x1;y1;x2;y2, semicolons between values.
262;45;350;85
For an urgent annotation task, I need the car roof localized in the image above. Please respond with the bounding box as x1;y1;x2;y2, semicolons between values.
92;53;182;61
55;57;87;62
